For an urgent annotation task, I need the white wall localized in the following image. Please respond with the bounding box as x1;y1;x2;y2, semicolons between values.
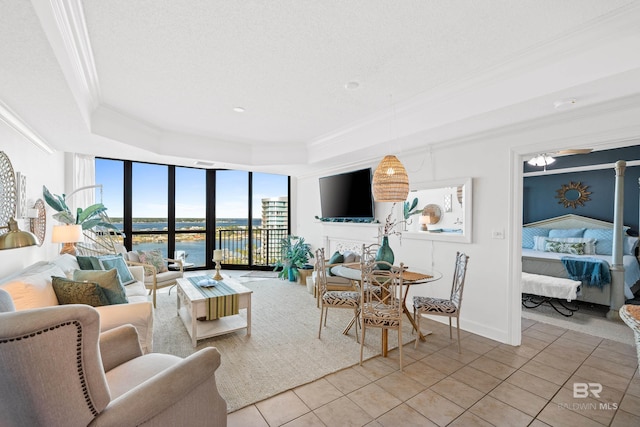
0;125;65;278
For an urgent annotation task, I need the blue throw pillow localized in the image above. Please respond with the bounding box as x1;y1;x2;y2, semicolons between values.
99;255;136;286
548;228;586;238
77;255;101;270
522;228;549;249
584;229;613;255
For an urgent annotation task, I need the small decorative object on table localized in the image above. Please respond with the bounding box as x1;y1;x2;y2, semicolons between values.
213;249;223;280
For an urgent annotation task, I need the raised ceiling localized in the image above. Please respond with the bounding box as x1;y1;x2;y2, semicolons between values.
1;0;640;175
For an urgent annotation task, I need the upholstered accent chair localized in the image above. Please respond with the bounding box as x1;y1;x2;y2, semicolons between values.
115;245;184;308
316;248;361;342
359;252;407;371
0;290;227;427
413;251;470;353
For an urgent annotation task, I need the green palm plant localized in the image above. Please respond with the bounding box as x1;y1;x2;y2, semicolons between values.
43;185;121;233
274;235;314;281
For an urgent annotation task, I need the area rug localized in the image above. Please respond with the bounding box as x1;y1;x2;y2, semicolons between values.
152;277;416;412
522;302;634;345
240;270;279;278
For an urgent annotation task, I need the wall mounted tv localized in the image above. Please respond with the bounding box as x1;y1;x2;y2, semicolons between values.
319;168;375;221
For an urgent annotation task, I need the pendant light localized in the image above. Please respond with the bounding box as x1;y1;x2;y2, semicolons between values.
372;155;409;202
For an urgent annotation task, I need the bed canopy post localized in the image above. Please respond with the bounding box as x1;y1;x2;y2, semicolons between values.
608;160;626;320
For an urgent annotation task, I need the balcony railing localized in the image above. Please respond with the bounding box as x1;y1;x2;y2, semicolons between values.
217;227;289;266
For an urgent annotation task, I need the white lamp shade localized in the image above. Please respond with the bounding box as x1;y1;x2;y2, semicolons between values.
51;224;83;243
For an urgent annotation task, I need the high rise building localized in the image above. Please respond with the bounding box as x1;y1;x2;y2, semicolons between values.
261;197;288;264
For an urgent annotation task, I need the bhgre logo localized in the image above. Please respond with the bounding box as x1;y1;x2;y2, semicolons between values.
573;382;602;399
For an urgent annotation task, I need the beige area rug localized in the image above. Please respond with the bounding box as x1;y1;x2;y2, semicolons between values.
152;278;417;412
240;270;279;278
522;302;634;345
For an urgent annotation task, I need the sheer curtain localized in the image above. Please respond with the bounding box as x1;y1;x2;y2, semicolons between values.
67;154;96;214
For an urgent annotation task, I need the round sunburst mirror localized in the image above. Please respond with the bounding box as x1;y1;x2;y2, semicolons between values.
556;181;591;209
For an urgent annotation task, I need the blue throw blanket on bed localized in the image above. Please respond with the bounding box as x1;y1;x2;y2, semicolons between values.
560;256;611;288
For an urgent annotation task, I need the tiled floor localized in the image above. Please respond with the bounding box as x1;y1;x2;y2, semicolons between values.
228;318;640;426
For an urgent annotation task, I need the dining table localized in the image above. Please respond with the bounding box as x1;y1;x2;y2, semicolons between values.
330;263;442;357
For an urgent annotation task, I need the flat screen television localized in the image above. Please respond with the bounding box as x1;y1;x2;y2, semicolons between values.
319;168;375;220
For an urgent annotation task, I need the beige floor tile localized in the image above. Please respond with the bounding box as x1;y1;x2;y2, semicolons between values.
620;392;640;416
437;346;482;364
572;364;632;393
293;378;343;410
469;395;533;426
522;328;559;344
489;381;548;417
528;420;552;427
627;376;640;398
374;370;426;401
545;340;594;360
281;411;326;427
447;411;494;426
531;350;583;373
484;346;530;369
560;329;603;347
610;409;640;426
429;377;484;409
520;359;572;386
459;336;500;354
375;403;437;427
352;356;398;381
228;405;269;427
561;373;624;406
505;370;562;400
591;346;638;370
497;342;542;359
451;366;502;393
347;383;402;419
421;351;466;375
521;318;537;330
536;401;604;427
377;346;417;371
551;387;616;426
406;389;465;426
401;359;447;388
469;355;517;380
325;366;372;394
529;322;567;337
599;339;637;358
402;340;436;360
582;354;638;380
255;390;310;427
313;395;373;427
521;334;553;350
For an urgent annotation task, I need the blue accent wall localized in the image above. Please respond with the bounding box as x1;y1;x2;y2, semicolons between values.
523;145;640;235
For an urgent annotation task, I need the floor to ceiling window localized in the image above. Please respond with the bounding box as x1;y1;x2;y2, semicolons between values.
94;158;290;270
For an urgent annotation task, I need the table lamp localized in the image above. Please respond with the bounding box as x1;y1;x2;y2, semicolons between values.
52;224;83;255
419;215;429;231
213;249;223;280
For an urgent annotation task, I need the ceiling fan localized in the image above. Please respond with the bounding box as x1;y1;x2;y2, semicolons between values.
527;148;592;170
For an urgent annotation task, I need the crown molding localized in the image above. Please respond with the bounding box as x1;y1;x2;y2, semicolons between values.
0;101;54;154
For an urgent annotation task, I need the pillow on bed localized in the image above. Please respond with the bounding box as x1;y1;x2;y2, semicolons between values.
533;236;597;254
522;228;549;249
584;229;638;255
544;241;586;255
548;228;586;238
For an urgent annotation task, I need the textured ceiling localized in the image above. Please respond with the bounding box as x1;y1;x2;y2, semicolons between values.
1;0;639;174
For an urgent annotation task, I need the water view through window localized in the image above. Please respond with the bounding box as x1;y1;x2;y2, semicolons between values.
95;158;289;268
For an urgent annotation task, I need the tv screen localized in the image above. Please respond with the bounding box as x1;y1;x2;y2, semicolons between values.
319;168;375;220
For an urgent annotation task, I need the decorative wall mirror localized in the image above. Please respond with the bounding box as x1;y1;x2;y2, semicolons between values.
0;151;17;235
402;177;473;243
556;181;591;209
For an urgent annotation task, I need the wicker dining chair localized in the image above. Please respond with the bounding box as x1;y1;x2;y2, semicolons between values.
359;252;407;371
413;252;469;353
316;248;361;342
620;304;640;367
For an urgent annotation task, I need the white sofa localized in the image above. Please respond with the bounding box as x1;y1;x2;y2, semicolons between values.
0;254;154;353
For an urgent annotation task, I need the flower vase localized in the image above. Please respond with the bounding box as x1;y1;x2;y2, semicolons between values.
375;236;394;270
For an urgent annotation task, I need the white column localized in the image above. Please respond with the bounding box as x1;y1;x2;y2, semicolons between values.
608;160;626;320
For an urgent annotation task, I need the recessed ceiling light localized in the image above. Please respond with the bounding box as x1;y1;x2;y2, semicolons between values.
233;106;245;113
553;98;577;110
345;81;360;90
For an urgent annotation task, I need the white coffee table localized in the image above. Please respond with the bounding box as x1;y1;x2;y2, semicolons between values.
176;276;252;347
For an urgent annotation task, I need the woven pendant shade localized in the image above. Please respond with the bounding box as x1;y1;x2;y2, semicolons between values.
372;155;409;202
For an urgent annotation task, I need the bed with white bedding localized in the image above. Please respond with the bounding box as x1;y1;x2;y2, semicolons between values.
522;214;640;306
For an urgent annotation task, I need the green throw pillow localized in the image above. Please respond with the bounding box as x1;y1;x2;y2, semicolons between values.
52;276;109;307
327;251;344;276
77;255;101;270
99;254;136;285
73;269;128;305
138;250;168;274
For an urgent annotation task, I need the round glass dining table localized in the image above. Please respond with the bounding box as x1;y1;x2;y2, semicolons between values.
331;263;442;356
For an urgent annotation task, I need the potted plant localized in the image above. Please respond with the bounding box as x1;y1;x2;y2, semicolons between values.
274;235;314;281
